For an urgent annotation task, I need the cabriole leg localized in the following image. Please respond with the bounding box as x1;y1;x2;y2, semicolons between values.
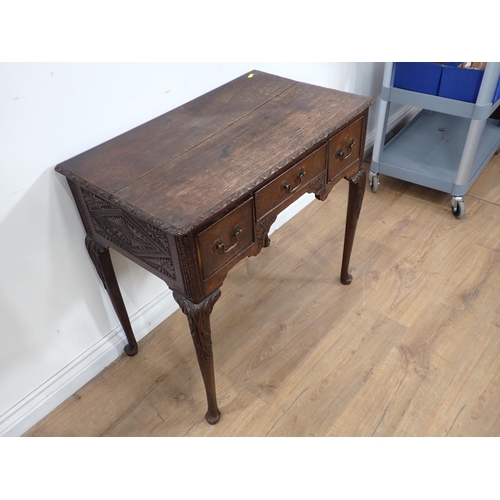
340;167;366;285
173;289;222;425
85;236;138;356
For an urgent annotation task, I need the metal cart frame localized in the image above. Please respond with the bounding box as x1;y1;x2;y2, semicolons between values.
370;62;500;218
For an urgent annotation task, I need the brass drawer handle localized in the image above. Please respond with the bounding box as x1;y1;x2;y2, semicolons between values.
282;167;306;193
214;226;242;254
335;139;356;161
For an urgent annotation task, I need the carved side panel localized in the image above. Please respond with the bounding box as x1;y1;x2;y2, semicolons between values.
81;187;176;281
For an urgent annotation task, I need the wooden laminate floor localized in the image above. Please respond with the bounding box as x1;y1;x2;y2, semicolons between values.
25;155;500;437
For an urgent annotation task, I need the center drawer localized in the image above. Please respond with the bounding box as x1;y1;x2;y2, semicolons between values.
254;144;326;220
197;198;255;279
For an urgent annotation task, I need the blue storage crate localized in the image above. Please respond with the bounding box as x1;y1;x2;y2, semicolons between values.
393;62;443;95
438;64;484;103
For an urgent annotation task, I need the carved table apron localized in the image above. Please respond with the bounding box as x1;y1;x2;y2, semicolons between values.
55;70;374;424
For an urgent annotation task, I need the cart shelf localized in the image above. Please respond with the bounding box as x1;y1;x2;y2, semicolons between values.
381;86;500;120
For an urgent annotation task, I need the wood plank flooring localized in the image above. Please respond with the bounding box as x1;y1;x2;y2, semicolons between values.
25;154;500;437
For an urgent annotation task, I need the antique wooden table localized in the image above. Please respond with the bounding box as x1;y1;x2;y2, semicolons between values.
56;70;374;424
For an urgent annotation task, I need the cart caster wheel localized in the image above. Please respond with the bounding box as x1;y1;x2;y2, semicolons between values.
369;172;379;193
451;197;465;219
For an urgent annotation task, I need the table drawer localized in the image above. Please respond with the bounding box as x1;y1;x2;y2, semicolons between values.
197;198;255;279
255;145;326;220
328;117;363;182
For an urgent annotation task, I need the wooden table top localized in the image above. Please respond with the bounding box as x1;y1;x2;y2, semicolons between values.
56;70;373;233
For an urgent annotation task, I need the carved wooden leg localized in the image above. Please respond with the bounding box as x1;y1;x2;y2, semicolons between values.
340;167;366;285
173;289;222;425
85;236;138;356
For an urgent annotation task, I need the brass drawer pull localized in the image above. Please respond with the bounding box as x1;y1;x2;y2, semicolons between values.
282;167;306;193
335;139;356;161
214;226;242;254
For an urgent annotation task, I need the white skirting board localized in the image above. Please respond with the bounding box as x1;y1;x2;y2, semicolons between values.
1;105;415;437
0;289;178;437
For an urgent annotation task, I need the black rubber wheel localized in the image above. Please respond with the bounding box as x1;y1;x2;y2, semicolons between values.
452;199;465;219
370;173;379;193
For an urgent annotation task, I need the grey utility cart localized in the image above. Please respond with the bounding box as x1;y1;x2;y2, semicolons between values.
370;62;500;218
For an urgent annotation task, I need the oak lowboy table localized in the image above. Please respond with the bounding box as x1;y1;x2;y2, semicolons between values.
56;70;374;424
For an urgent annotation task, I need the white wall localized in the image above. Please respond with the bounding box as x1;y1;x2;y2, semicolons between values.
0;62;409;436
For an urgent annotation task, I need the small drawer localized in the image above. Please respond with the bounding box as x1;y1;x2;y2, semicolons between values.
328;118;363;182
197;198;255;279
255;145;326;220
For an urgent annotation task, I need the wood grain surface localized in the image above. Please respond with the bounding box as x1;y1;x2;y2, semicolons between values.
27;153;500;436
56;71;296;193
56;70;372;231
114;81;370;230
